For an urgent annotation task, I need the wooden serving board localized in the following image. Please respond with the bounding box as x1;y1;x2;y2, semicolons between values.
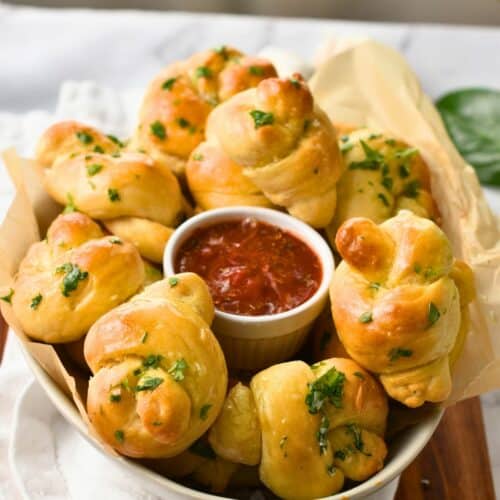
0;313;495;499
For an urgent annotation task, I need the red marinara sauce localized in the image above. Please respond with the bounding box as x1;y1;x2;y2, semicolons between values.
175;218;322;316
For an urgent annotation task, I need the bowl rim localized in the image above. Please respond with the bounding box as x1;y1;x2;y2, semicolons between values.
163;206;335;325
20;337;443;500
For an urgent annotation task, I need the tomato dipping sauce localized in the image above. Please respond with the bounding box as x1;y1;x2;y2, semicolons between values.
175;218;322;316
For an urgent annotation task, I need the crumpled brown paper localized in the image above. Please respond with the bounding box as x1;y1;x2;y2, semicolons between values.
309;40;500;404
0;41;498;454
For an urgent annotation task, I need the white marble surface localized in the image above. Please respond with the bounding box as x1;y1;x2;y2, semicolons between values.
0;4;499;496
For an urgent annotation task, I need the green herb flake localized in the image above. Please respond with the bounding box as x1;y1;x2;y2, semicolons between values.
150;121;166;140
196;66;212;79
399;164;411;178
199;404;212;420
359;311;373;323
279;436;288;449
289;78;301;88
193;153;204;161
177;117;191;129
168;276;179;287
381;176;393;191
76;131;93;145
168;358;188;382
396;147;418;160
368;133;382;140
108;188;120;202
86;163;103;176
141;332;148;344
327;464;336;476
334;449;346;461
63;193;78;214
349;140;385;170
346;424;365;452
316;415;330;455
93;145;104;154
114;430;125;443
340;135;349;143
133;368;142;376
213;45;229;60
353;371;365;380
305;367;346;414
0;288;14;304
56;263;89;297
143;354;163;369
249;109;274;129
403;180;420;198
319;330;332;352
389;347;413;362
377;193;390;207
340;142;354;154
368;282;381;291
109;236;122;245
249;65;264;76
107;134;124;147
385;138;397;147
428;302;441;327
152;421;162;426
189;440;216;459
414;263;422;274
109;392;121;403
30;293;43;310
162;77;177;91
135;376;164;392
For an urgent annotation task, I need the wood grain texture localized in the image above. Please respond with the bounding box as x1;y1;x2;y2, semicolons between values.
396;397;495;500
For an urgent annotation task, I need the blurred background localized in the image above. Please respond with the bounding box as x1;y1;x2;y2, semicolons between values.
4;0;500;25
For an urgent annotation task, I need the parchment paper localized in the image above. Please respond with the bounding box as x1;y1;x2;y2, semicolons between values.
0;41;498;459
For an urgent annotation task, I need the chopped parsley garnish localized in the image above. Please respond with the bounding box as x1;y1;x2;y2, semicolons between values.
152;421;162;426
162;77;177;91
168;358;188;381
346;424;365;452
121;378;131;391
76;131;93;145
30;294;42;310
213;45;229;59
359;311;373;323
396;147;418;160
108;188;120;202
114;430;125;443
196;66;212;79
143;354;163;369
414;263;422;273
0;288;14;304
133;368;142;376
168;276;179;287
399;164;411;178
86;163;103;176
305;367;345;413
368;133;382;140
334;449;346;460
135;376;164;392
385;138;397;146
340;135;349;143
349;140;385;170
249;65;264;76
289;78;301;88
109;236;122;244
63;193;78;214
193;153;204;161
353;371;365;380
141;332;148;344
382;176;393;191
319;330;332;352
93;145;104;153
249;109;274;129
279;436;288;449
389;347;413;362
56;263;89;297
107;134;124;147
150;121;166;140
403;180;420;198
199;404;212;420
177;117;191;128
428;302;441;327
189;440;216;459
377;193;390;207
316;415;330;455
327;464;337;476
109;393;121;403
369;282;381;291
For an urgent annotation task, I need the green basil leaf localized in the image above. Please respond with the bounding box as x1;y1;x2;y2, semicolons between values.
436;88;500;186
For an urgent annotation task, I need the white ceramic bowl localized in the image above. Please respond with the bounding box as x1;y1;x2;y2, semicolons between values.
164;206;335;370
20;340;442;499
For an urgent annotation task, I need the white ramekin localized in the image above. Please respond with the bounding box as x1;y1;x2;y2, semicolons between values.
163;206;335;371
